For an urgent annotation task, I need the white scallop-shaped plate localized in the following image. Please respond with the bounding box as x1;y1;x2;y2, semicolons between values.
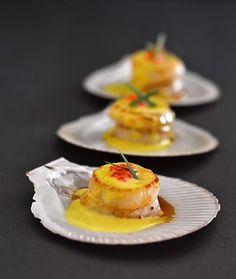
82;56;220;106
27;158;220;245
57;108;219;157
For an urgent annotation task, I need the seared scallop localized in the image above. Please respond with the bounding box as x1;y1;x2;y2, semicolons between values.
131;47;186;100
108;94;175;145
80;162;161;218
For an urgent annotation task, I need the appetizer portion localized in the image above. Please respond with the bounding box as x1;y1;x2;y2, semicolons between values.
131;33;186;100
104;84;175;152
104;34;186;101
80;162;160;218
66;154;174;233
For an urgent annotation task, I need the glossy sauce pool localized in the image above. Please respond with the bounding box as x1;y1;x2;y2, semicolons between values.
66;189;174;233
103;82;131;97
103;128;172;152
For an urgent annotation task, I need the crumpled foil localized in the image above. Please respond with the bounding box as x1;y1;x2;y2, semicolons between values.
27;157;93;208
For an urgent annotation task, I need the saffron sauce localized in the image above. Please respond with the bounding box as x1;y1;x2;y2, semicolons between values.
66;189;174;233
103;128;172;152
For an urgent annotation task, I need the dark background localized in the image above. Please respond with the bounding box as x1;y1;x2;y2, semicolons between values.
0;1;235;278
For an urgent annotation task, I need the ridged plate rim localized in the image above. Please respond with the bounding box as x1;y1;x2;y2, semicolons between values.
28;158;220;245
56;109;219;157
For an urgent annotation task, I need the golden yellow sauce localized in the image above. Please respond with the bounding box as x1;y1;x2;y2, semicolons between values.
104;82;131;97
103;128;172;152
66;189;174;233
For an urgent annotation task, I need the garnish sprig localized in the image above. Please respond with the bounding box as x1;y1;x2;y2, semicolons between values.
126;83;159;108
155;33;166;52
145;33;167;60
105;152;139;180
120;152;139;180
104;161;129;170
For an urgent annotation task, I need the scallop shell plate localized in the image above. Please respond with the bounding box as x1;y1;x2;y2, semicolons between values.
82;56;220;106
57;107;219;157
27;158;220;245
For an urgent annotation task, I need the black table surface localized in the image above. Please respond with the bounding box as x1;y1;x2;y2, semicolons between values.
1;1;235;278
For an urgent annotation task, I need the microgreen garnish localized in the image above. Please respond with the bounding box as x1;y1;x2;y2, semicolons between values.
126;83;143;98
120;151;139;180
155;33;167;52
145;33;167;60
126;83;159;107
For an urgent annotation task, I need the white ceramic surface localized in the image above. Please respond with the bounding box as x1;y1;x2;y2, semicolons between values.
82;56;220;106
57;108;219;157
27;158;220;245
